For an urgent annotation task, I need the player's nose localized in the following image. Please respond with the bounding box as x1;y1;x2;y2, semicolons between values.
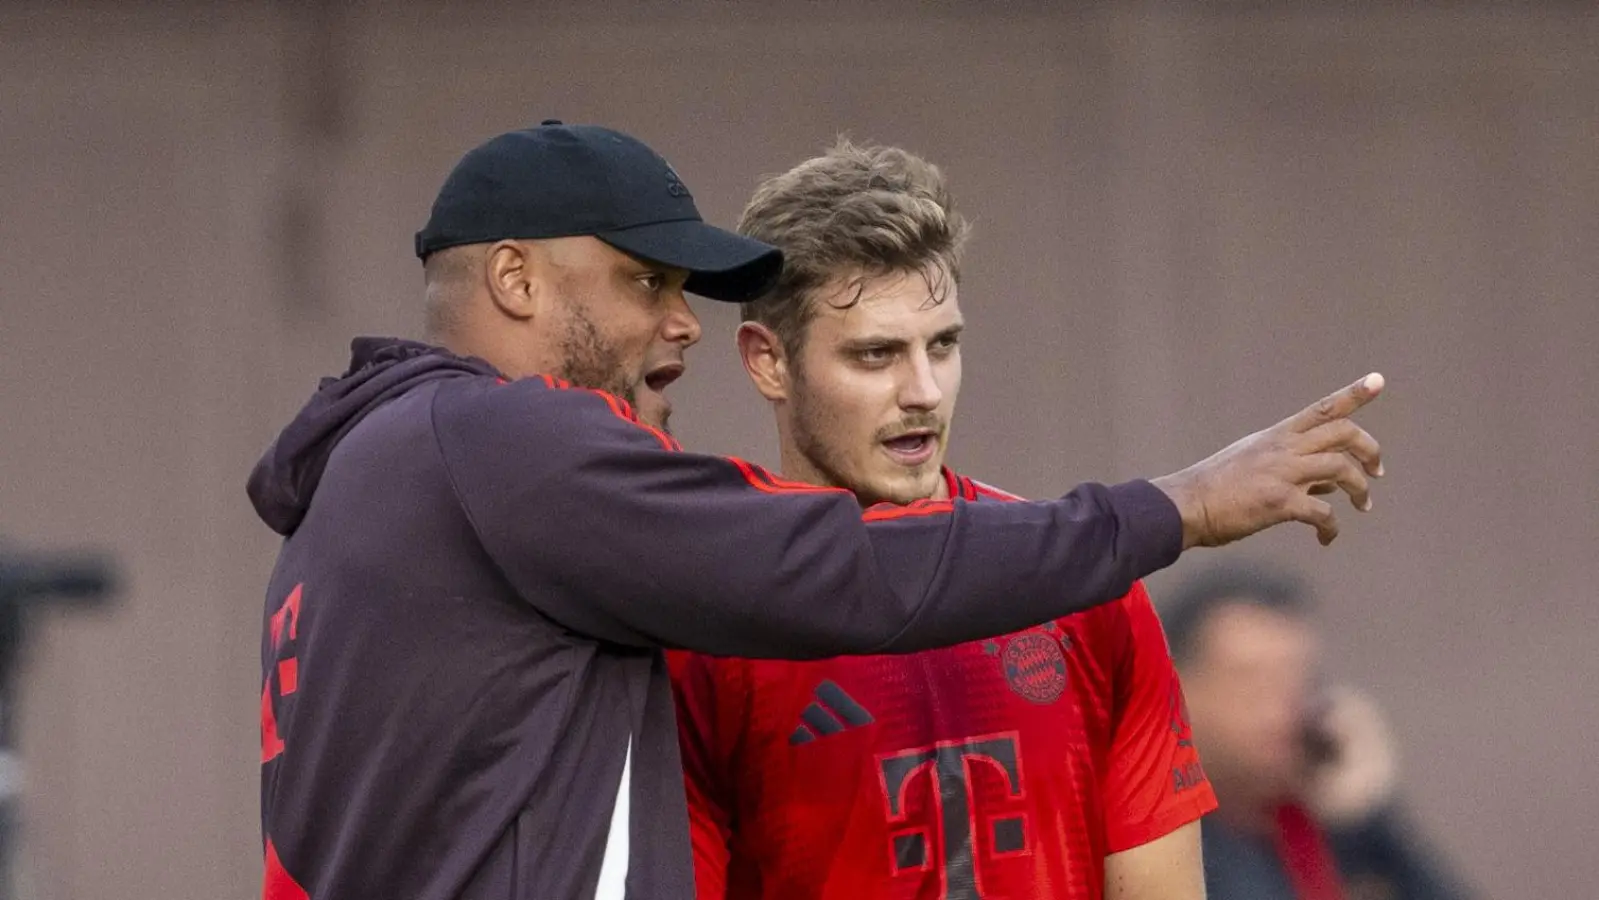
899;352;943;411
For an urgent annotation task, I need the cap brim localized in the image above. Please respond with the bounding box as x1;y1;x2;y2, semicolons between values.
597;220;782;303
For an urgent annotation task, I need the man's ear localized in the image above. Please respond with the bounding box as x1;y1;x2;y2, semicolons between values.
736;321;791;403
484;240;550;322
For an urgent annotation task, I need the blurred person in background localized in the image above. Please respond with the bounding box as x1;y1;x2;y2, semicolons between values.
670;139;1218;900
1163;564;1477;900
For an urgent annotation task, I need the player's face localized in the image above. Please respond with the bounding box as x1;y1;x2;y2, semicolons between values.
1184;603;1320;802
785;267;963;506
542;237;699;431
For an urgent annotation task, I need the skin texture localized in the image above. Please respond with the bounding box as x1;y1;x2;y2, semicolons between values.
1150;373;1386;550
1104;821;1207;900
738;265;964;508
424;235;699;432
740;265;1206;898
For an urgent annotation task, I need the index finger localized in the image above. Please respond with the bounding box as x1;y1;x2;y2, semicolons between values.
1287;372;1385;433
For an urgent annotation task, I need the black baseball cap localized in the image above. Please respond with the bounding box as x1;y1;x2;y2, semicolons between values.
415;120;782;303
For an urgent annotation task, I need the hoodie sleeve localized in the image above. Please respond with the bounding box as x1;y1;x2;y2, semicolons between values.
431;375;1182;657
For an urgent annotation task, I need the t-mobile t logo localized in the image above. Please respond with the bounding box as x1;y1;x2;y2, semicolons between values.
877;732;1028;899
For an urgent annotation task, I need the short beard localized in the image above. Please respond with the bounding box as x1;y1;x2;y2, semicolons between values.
554;295;635;407
788;362;945;507
789;370;857;496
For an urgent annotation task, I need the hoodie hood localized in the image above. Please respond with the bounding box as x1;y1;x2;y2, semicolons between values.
248;337;501;536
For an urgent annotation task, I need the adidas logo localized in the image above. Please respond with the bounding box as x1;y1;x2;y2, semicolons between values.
664;162;691;199
789;680;874;745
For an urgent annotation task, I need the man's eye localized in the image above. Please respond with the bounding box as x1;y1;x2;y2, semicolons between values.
856;347;891;364
637;273;666;292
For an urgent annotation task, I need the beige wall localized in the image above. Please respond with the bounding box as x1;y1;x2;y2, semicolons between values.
0;3;1593;897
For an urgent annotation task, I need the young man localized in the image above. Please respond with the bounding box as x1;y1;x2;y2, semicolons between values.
252;121;1384;899
670;141;1224;899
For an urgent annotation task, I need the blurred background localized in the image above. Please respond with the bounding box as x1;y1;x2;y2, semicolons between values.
1;1;1595;897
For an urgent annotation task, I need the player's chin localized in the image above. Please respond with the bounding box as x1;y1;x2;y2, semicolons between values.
867;465;943;507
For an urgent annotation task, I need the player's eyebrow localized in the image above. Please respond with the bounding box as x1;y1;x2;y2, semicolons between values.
840;323;965;353
839;335;909;353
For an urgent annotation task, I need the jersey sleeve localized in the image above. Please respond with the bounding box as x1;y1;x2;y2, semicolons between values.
1101;582;1219;853
668;650;738;900
431;375;1183;657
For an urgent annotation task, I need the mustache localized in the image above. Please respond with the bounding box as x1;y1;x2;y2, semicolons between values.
874;414;946;443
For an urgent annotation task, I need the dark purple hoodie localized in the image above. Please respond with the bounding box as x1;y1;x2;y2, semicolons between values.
248;337;1181;899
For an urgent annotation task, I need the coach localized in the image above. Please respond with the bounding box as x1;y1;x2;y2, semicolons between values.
248;121;1385;900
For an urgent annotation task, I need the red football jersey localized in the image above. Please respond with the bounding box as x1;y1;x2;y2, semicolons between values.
669;471;1217;900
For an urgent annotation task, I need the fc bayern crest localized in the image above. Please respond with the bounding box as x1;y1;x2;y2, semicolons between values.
1000;632;1068;704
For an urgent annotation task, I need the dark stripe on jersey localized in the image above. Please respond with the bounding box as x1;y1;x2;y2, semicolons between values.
815;680;874;727
800;702;845;736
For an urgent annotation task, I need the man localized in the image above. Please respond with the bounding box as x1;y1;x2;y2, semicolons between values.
1164;565;1475;900
671;140;1221;900
249;121;1384;900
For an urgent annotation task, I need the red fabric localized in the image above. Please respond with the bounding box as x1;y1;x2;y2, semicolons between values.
262;839;310;900
1273;802;1346;900
671;473;1217;900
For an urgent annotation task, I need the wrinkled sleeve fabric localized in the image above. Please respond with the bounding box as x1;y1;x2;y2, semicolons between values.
432;376;1182;657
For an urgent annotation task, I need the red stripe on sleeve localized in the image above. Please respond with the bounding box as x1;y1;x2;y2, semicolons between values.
583;388;678;451
862;498;956;521
729;462;961;519
969;478;1026;502
728;457;849;495
514;374;682;451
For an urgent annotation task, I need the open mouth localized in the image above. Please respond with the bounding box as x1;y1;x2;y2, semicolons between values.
643;362;684;394
880;430;939;466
